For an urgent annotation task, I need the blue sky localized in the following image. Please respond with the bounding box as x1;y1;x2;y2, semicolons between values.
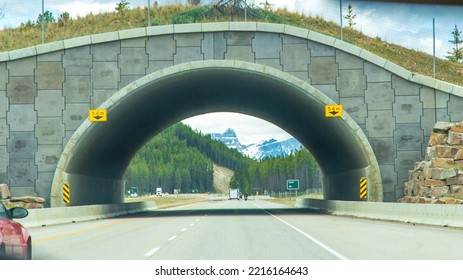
294;0;463;58
1;0;461;144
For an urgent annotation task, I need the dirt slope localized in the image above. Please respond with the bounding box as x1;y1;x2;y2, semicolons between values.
213;164;234;194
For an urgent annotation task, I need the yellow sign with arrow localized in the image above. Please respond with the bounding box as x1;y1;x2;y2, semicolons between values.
325;105;343;117
89;109;107;122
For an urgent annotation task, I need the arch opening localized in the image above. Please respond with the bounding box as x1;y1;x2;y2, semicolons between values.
51;61;382;207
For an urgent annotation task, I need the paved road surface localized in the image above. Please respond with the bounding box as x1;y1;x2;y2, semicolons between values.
28;198;463;260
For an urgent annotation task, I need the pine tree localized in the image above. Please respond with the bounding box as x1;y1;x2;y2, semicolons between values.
115;1;130;14
344;3;357;29
260;0;273;11
446;25;463;63
37;11;55;26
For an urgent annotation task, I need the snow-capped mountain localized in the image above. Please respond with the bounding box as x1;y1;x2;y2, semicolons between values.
210;128;303;160
244;138;303;160
210;128;248;151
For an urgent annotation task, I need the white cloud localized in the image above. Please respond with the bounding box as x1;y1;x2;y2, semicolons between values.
293;0;338;20
181;112;293;145
49;2;115;18
266;0;296;12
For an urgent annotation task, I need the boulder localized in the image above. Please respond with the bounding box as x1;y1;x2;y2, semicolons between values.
450;185;463;194
0;183;11;199
446;175;463;185
398;196;412;203
418;186;430;197
424;179;445;187
455;149;463;160
425;147;435;160
447;131;463;145
423;166;433;179
403;182;413;196
429;186;449;197
435;146;461;158
435;197;462;205
7;201;44;209
9;196;46;204
450;124;463;133
433;121;454;133
417;197;432;204
398;196;432;204
431;157;454;168
428;133;448;146
431;168;457;180
405;178;424;196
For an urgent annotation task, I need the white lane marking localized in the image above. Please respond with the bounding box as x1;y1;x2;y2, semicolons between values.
145;247;160;258
181;228;188;232
252;202;349;260
195;219;201;222
168;235;177;241
189;223;195;227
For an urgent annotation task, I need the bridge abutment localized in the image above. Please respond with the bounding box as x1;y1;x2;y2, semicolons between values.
58;173;125;206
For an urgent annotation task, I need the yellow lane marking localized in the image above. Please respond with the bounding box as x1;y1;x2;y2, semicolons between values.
32;219;133;245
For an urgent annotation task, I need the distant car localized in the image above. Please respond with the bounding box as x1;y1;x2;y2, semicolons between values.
229;188;240;200
0;201;31;260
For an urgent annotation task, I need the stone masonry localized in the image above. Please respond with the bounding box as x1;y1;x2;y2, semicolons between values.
0;23;463;204
401;121;463;204
1;183;45;208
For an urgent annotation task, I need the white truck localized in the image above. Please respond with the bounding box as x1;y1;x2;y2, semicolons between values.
229;188;240;200
156;187;162;196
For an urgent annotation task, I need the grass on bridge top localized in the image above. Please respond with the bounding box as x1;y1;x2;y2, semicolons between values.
0;3;462;87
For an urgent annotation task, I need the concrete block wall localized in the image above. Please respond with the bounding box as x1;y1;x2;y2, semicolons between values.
0;22;462;204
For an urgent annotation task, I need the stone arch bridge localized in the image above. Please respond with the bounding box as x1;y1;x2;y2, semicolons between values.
0;22;462;207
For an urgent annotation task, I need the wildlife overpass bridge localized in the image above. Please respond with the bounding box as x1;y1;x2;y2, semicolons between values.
0;22;462;206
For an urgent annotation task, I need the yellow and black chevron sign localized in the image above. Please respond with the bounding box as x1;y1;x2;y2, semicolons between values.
360;177;368;199
62;183;71;204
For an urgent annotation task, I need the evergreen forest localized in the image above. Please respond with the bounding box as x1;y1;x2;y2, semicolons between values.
123;122;319;196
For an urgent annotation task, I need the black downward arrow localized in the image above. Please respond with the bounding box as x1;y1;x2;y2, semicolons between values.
329;110;339;115
94;115;103;120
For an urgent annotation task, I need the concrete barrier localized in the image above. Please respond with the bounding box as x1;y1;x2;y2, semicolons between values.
18;201;157;228
19;198;463;229
296;198;463;228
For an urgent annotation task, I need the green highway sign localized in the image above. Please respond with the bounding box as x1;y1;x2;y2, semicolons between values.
287;179;299;190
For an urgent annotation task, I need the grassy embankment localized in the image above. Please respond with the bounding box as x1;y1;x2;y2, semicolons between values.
0;3;462;86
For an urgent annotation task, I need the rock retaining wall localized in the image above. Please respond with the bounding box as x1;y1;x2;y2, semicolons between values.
401;122;463;204
0;183;45;208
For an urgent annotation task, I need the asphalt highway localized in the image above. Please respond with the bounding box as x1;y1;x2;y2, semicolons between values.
28;198;463;260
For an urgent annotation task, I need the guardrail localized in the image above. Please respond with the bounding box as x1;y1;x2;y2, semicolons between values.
18;201;157;228
296;198;463;228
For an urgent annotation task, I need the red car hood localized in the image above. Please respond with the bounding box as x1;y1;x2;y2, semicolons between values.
0;218;29;244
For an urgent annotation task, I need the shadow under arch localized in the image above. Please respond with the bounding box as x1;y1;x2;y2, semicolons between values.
51;60;383;207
